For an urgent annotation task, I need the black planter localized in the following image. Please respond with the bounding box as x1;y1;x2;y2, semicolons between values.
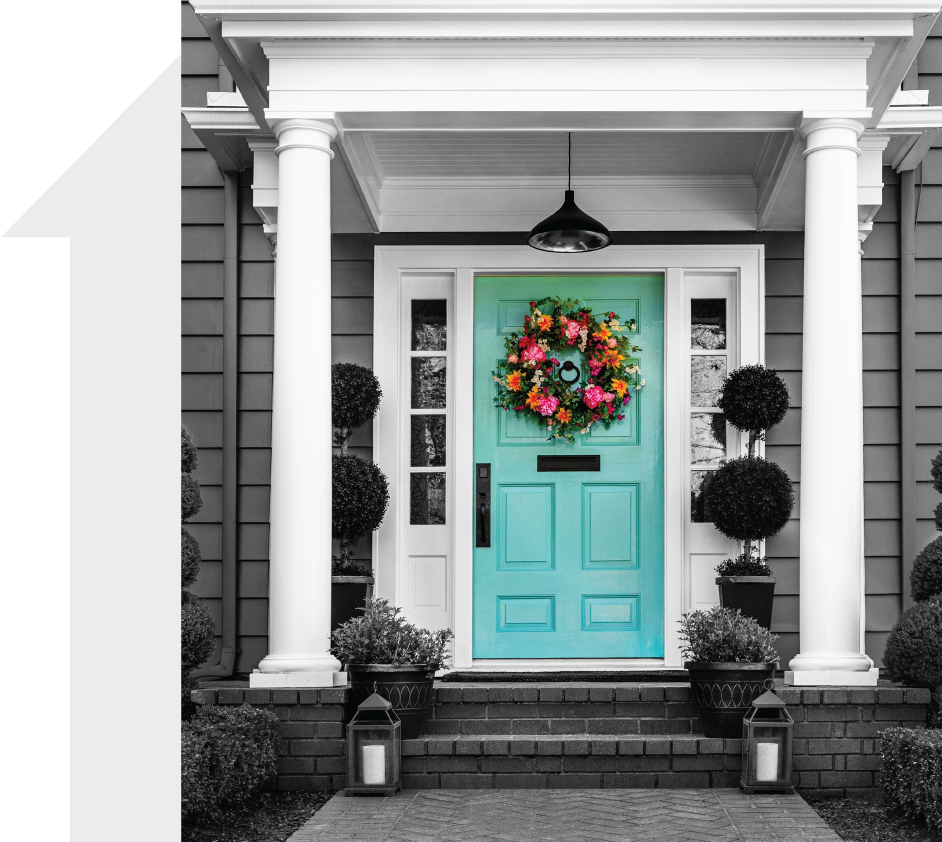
346;664;434;739
685;661;777;738
330;576;373;632
716;576;776;629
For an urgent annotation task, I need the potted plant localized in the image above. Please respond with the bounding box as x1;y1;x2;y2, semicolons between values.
705;364;794;628
679;605;780;738
330;598;454;739
331;558;374;633
332;363;387;629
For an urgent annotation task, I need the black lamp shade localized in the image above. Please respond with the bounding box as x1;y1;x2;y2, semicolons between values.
528;190;612;253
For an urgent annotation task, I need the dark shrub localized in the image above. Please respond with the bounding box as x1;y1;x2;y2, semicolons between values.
715;553;772;577
182;426;198;473
182;591;216;673
936;499;942;532
717;364;789;442
332;363;382;450
182;473;203;521
704;456;794;543
182;528;201;589
883;597;942;695
912;536;942;603
881;727;942;833
332;453;389;565
931;446;942;495
332;558;373;577
181;705;279;824
678;606;779;664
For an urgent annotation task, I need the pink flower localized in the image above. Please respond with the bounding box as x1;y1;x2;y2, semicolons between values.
507;353;518;364
565;321;581;340
537;395;559;416
588;358;603;376
607;339;617;348
603;391;615;403
522;344;546;365
583;385;606;409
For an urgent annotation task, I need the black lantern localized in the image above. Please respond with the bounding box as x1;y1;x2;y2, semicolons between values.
740;689;795;794
527;133;612;253
345;692;402;796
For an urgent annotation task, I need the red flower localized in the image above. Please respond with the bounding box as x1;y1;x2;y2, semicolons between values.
519;334;536;349
529;301;537;308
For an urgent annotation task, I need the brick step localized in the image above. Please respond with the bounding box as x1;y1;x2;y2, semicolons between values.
400;734;742;789
424;682;701;735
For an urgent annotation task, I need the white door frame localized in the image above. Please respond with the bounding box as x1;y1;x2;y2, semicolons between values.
373;245;764;670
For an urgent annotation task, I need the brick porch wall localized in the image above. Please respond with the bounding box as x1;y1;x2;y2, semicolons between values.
191;682;930;795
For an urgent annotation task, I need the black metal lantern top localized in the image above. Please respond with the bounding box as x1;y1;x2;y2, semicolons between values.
528;134;612;253
744;689;794;723
349;691;401;726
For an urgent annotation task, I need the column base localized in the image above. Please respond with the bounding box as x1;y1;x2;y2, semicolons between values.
784;667;879;686
250;669;348;688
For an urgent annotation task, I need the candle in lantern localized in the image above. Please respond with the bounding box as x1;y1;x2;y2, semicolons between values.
756;742;779;782
362;744;387;785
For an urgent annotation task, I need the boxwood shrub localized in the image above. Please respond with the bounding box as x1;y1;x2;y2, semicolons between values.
332;453;389;565
182;528;201;589
912;536;942;603
182;426;198;473
881;727;942;834
332;363;382;450
182;473;202;521
181;705;279;824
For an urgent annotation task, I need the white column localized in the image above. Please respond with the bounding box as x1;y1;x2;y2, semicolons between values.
252;117;342;687
787;118;876;685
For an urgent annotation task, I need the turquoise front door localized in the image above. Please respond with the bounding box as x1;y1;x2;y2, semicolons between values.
473;275;664;659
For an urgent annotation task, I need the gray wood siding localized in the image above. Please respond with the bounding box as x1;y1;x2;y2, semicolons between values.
180;2;938;670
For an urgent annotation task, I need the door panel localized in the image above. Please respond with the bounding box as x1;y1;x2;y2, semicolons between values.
473;275;665;659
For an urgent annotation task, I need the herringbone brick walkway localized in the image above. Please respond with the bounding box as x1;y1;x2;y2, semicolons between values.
287;790;840;841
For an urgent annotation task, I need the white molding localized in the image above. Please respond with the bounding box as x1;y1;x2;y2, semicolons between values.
373;245;764;670
877;104;942;130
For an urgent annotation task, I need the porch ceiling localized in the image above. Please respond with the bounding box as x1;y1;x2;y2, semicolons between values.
340;128;797;232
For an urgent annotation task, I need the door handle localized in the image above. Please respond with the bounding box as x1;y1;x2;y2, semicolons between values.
476;463;491;547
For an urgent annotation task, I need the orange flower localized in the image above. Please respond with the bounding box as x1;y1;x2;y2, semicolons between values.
556;408;572;423
611;378;628;398
592;324;612;342
605;350;626;368
505;371;523;392
537;314;554;332
526;387;542;410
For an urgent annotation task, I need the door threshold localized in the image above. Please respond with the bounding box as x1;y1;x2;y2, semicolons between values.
440;659;689;683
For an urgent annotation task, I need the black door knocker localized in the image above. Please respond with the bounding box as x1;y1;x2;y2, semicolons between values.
558;360;581;386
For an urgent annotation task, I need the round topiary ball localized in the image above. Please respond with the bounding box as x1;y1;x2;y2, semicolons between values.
332;363;382;433
182;590;216;672
182;426;198;474
936;499;942;532
912;536;942;603
718;364;790;434
883;597;942;690
332;453;389;543
182;527;202;589
931;446;942;495
182;473;203;521
704;456;795;541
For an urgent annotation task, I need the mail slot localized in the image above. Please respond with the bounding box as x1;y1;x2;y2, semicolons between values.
537;454;601;472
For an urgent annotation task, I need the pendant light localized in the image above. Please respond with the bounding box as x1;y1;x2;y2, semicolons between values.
527;133;612;253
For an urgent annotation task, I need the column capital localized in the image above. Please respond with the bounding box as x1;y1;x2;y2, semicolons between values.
800;118;865;159
799;117;866;139
264;114;338;158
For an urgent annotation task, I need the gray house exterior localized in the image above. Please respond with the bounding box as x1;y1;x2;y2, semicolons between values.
181;0;942;678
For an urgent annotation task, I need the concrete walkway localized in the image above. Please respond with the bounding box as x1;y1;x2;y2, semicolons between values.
287;789;840;841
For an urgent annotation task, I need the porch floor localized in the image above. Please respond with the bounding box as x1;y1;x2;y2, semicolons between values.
287;789;839;841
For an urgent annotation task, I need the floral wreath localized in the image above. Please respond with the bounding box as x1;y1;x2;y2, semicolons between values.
492;296;646;443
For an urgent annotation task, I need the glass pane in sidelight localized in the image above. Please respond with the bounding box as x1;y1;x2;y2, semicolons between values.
691;412;726;467
410;472;446;525
411;357;447;409
691;355;726;407
690;470;714;523
691;298;727;350
411;299;447;351
411;415;446;467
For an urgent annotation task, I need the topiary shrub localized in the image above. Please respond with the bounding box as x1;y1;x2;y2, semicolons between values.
881;727;942;834
931;446;942;495
333;453;389;565
332;363;382;452
936;499;942;532
182;426;198;473
704;456;794;545
182;591;216;673
181;705;279;825
182;473;202;521
182;528;202;589
912;536;942;603
678;606;779;664
883;597;942;727
717;364;789;447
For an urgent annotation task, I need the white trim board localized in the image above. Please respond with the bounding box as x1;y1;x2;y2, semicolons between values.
373;245;764;670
